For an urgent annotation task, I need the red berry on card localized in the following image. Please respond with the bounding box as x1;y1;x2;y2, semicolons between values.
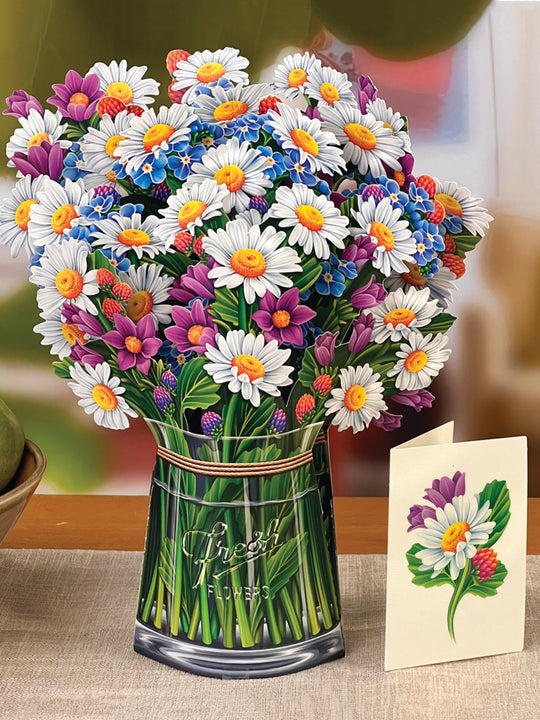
113;282;132;301
416;174;436;198
103;298;125;322
96;268;116;287
97;96;127;118
442;253;466;279
126;104;144;117
444;235;456;253
168;82;186;104
427;199;445;225
174;232;193;252
166;49;191;76
258;95;281;115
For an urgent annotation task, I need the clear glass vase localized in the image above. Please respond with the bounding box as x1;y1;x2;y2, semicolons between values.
133;419;344;679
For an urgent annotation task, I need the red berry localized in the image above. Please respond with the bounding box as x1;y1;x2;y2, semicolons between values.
313;374;333;396
258;95;281;115
472;547;498;581
192;236;204;255
427;199;445;225
126;104;145;117
174;231;193;252
166;49;191;76
444;235;456;253
442;253;466;279
113;282;132;301
97;96;127;118
103;298;125;322
96;268;116;287
416;174;436;198
168;82;186;104
296;394;315;424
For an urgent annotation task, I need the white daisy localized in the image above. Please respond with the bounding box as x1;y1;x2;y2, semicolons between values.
116;104;196;173
370;286;440;343
204;218;302;304
265;104;345;175
185;137;272;213
68;361;138;430
324;364;386;433
81;110;132;175
269;184;349;259
6;109;69;164
192;83;271;124
0;175;46;257
387;332;451;391
28;178;89;248
352;196;415;276
384;264;458;310
156;179;227;239
86;59;159;109
30;237;99;318
172;47;249;103
34;311;88;359
118;263;173;325
92;212;168;259
434;179;493;237
320;102;403;177
305;64;355;107
272;52;321;99
204;329;293;407
414;495;496;580
365;98;411;154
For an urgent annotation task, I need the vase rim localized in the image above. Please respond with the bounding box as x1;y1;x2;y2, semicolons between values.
143;417;324;443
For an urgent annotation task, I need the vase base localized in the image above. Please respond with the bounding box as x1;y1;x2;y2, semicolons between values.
133;619;345;679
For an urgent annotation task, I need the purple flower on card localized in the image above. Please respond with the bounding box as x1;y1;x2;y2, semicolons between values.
423;471;466;509
407;503;437;532
314;331;338;366
351;275;386;310
391;389;435;412
168;260;216;304
47;70;103;121
4;90;44;119
103;314;162;375
252;288;315;347
372;410;402;432
69;341;104;368
165;299;218;355
357;75;377;113
11;141;66;181
342;234;374;270
348;312;375;353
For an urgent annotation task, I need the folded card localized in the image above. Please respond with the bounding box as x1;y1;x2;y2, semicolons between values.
385;422;527;670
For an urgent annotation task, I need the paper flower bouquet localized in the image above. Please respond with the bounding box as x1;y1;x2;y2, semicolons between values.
1;47;492;677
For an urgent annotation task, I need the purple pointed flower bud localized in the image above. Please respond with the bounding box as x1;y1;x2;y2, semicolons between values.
4;90;44;118
423;471;466;508
306;105;322;121
314;331;338;366
407;503;437;532
11;140;66;181
351;275;386;310
361;184;386;203
201;411;223;437
92;185;120;205
372;410;402;432
342;234;374;270
154;387;172;413
391;389;434;412
249;195;269;213
357;75;377;113
161;370;177;392
268;408;287;434
348;313;375;353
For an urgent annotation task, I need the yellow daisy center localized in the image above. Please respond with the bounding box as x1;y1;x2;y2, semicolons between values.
214;164;246;193
69;92;89;107
369;221;394;251
177;200;208;229
319;82;340;105
117;229;150;247
55;269;84;299
27;132;50;149
187;324;205;345
230;248;266;278
272;310;291;328
384;308;416;328
343;384;367;412
295;204;324;232
343;123;376;150
290;128;319;156
92;383;118;411
197;62;226;84
61;322;86;345
106;81;133;105
143;124;175;152
14;199;38;231
105;134;126;158
231;354;265;381
394;170;405;187
441;521;470;553
403;349;429;373
125;335;142;354
435;192;463;218
51;204;79;234
288;68;308;88
106;170;117;183
127;290;154;322
382;121;394;133
214;101;249;123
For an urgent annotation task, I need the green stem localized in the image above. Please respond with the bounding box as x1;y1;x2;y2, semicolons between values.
280;587;303;641
170;513;184;636
199;579;212;645
447;559;471;641
141;561;158;623
259;477;282;645
224;509;255;647
238;288;248;332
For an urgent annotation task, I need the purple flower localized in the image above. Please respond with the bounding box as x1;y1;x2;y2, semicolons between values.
47;70;103;121
423;472;466;509
268;408;287;434
161;370;177;392
407;503;437;533
357;75;377;113
102;314;162;375
252;288;315;347
342;234;374;270
165;299;217;354
388;152;415;192
348;312;375;353
69;340;104;368
168;261;216;304
4;90;44;119
201;411;223;437
62;303;104;338
372;410;402;432
305;105;322;121
314;331;338;366
11;140;66;181
351;275;386;309
154;387;173;414
391;389;434;412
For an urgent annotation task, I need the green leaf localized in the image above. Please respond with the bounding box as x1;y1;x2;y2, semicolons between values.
420;313;456;336
407;543;455;589
477;479;511;548
293;255;321;294
143;250;192;278
209;287;239;328
159;537;175;594
297;346;319;387
266;534;307;599
53;358;74;379
452;232;483;258
88;249;118;274
177;356;220;412
229;395;278;438
465;560;508;598
339;194;357;221
318;297;357;334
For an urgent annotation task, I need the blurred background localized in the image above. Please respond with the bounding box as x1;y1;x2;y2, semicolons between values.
0;0;538;496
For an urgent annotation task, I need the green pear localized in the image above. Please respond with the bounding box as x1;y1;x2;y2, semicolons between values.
0;397;25;492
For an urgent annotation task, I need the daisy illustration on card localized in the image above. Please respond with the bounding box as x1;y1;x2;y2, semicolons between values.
406;471;511;640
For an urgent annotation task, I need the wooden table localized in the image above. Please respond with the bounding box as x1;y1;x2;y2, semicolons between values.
4;495;540;553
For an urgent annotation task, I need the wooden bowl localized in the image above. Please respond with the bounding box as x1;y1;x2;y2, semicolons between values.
0;440;46;545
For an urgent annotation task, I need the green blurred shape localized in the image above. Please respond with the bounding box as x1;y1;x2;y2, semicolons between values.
0;284;51;365
1;392;107;492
